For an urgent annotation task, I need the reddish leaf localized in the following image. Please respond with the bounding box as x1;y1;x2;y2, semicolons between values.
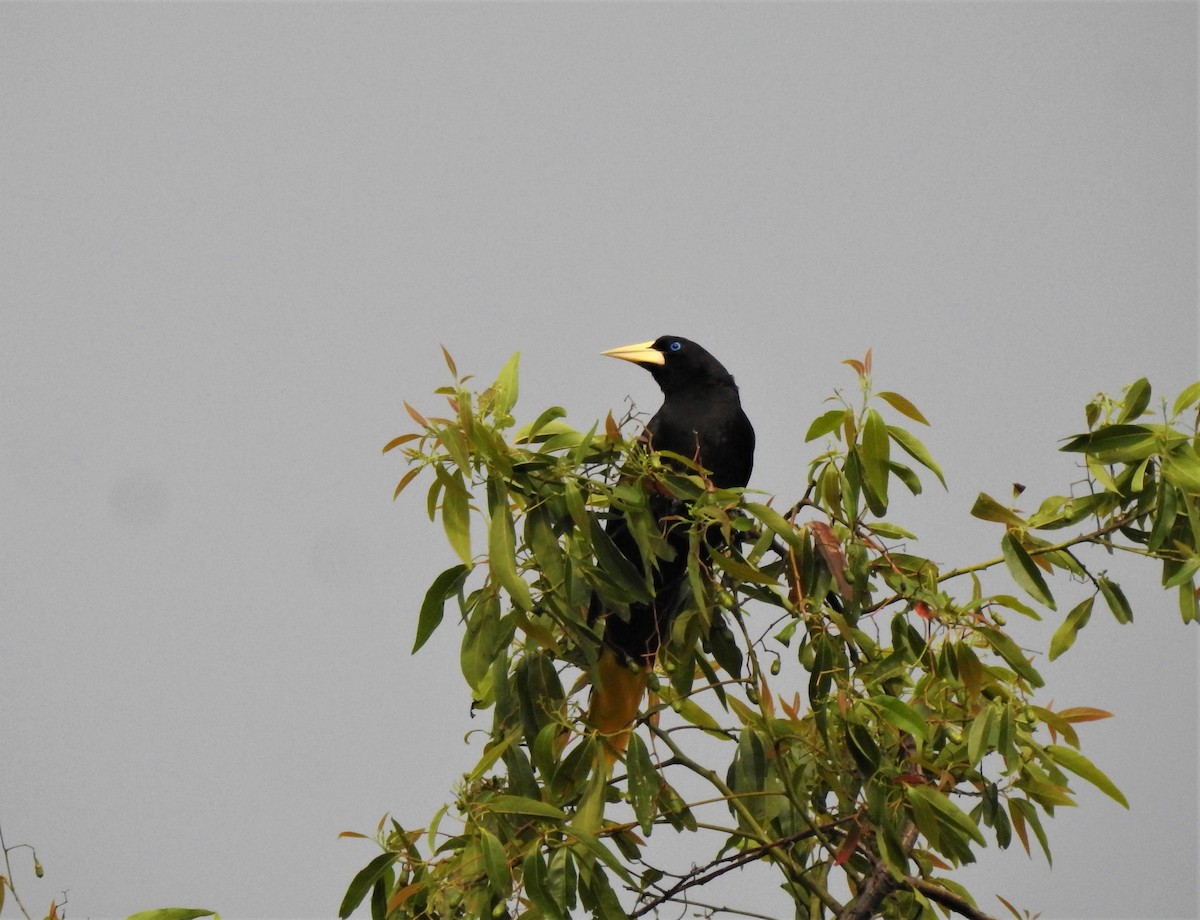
605;411;621;440
382;432;421;454
440;344;458;378
810;521;853;599
404;401;429;427
392;467;422;500
1057;707;1113;723
834;821;861;865
388;883;422;913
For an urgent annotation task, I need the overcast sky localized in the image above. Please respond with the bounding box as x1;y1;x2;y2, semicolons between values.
2;4;1197;919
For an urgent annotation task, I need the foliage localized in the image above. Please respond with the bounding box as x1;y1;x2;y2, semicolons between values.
347;349;1199;920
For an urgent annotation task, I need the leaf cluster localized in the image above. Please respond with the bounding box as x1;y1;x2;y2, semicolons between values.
347;353;1198;920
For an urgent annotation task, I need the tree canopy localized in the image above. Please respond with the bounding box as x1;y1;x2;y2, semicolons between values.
344;350;1200;920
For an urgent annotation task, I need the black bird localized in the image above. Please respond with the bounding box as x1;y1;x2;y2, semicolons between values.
589;336;755;752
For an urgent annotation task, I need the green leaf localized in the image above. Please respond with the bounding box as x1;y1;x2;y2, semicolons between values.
487;795;567;821
1048;596;1094;660
978;626;1044;688
1164;446;1200;491
562;827;635;886
339;852;399;919
885;459;922;497
971;493;1025;527
877;822;910;879
478;827;511;895
1045;744;1129;808
1118;377;1151;422
1171;380;1200;417
625;733;660;835
660;683;725;734
805;408;849;442
743;501;800;548
1097;577;1132;624
460;593;505;692
869;521;918;540
412;564;470;653
908;786;987;846
126;912;219;920
990;594;1042;621
967;704;996;767
887;425;946;488
487;481;532;611
1179;580;1198;624
847;723;881;778
861;409;891;512
708;548;775;585
877;390;930;425
589;516;653;601
1001;533;1056;610
516;405;568;443
581;866;627;920
491;352;521;419
868;696;930;742
522;848;565;920
1060;424;1156;461
1009;797;1052;865
440;472;473;566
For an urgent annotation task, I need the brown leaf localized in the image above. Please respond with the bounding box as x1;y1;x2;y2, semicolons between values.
404;401;429;427
605;410;621;440
388;883;422;913
810;521;853;600
440;344;458;378
834;821;862;865
1056;707;1113;723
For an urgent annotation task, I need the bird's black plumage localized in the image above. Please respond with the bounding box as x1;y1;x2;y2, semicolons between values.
589;336;755;749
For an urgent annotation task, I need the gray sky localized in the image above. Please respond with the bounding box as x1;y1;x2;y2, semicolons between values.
2;3;1197;919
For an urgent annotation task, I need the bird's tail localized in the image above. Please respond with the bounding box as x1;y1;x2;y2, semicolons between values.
587;648;648;758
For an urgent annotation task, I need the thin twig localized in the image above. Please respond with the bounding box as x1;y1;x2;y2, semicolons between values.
631;820;855;918
0;814;35;920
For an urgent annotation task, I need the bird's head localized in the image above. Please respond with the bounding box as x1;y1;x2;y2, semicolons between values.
601;336;737;396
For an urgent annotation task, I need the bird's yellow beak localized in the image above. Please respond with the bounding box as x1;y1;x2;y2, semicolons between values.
601;340;665;366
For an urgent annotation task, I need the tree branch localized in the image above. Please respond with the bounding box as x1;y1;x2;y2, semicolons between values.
904;877;1002;920
836;824;919;920
631;820;854;918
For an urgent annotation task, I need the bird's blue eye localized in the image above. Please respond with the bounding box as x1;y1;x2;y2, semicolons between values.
669;341;682;352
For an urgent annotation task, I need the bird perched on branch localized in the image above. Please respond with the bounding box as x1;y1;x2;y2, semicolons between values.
590;336;755;753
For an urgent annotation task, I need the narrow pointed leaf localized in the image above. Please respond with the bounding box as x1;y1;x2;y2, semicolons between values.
887;425;946;487
487;795;566;820
1171;380;1200;417
971;494;1025;527
625;733;660;835
868;696;930;741
1117;377;1151;421
413;563;470;653
908;786;986;846
1048;596;1093;660
1097;576;1132;623
1001;533;1056;610
339;852;399;919
1045;744;1129;808
441;473;473;566
488;483;532;611
877;390;930;425
806;408;849;442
